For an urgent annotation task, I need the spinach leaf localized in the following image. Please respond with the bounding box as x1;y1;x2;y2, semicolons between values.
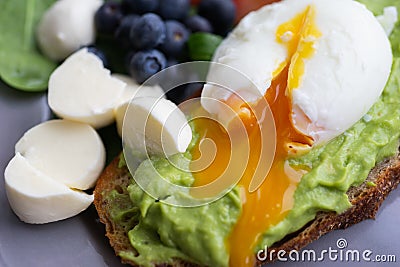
187;33;223;61
0;0;57;92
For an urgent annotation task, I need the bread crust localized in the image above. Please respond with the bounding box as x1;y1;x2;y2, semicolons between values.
94;157;201;267
94;157;137;265
94;149;400;267
258;151;400;265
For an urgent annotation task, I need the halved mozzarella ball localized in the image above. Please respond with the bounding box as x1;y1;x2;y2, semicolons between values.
15;120;105;190
48;48;126;129
5;153;93;224
36;0;103;61
123;98;192;163
202;0;393;144
112;74;165;136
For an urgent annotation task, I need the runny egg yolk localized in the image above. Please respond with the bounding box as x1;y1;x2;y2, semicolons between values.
190;5;321;267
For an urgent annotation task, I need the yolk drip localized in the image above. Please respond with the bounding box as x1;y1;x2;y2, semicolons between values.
276;6;322;90
190;5;321;267
190;117;232;187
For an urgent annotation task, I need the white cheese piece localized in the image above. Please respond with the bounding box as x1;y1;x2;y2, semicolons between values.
15;120;105;190
36;0;103;61
48;49;126;129
377;6;398;36
5;153;93;224
112;74;165;136
123;98;192;163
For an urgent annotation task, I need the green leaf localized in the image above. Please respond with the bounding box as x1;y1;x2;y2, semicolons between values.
0;0;57;92
188;33;223;61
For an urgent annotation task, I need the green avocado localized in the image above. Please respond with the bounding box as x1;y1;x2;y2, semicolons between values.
110;153;242;267
108;1;400;266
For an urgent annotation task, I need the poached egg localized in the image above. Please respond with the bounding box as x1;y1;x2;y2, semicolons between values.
202;0;392;145
194;0;394;266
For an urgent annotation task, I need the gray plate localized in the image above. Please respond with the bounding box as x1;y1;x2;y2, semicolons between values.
0;80;398;267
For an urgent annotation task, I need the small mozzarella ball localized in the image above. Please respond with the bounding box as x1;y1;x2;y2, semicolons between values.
36;0;103;61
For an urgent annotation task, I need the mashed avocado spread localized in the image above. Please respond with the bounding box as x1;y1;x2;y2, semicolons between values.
107;1;400;266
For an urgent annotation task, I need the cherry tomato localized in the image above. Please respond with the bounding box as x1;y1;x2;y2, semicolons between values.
191;0;281;24
234;0;281;22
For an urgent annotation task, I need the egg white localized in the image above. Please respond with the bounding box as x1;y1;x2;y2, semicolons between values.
202;0;393;144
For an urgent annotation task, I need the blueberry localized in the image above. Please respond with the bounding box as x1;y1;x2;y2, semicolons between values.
166;58;179;68
129;49;167;83
198;0;236;36
158;0;190;20
166;83;204;104
184;15;213;33
130;13;166;50
95;2;123;35
85;46;109;67
125;51;136;70
159;21;189;58
121;0;160;14
115;15;139;48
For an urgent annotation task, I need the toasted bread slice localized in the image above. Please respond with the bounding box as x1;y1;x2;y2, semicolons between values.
261;149;400;264
94;147;400;266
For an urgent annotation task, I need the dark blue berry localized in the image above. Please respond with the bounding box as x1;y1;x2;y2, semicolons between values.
85;46;109;67
95;2;123;35
166;58;179;68
130;13;166;50
166;83;204;104
115;15;139;48
129;49;167;83
184;15;213;33
125;51;136;70
121;0;159;15
158;0;190;21
198;0;236;36
159;21;189;58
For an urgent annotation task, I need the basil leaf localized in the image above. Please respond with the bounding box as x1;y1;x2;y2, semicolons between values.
0;0;57;92
188;33;223;61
